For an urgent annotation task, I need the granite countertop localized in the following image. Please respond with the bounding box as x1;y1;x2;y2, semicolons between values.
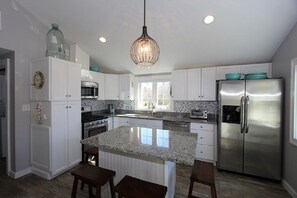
99;112;216;124
81;126;197;166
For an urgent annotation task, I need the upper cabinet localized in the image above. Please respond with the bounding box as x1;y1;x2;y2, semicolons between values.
119;74;135;100
172;67;216;101
216;63;272;80
30;57;81;101
172;70;188;100
70;44;90;70
105;74;119;100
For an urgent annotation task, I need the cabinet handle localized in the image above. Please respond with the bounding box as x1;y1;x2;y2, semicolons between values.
200;126;203;128
69;95;71;97
69;106;71;108
66;106;68;108
200;151;203;153
200;137;203;139
66;95;68;97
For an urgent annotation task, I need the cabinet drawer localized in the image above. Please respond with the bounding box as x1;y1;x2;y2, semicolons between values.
191;123;214;131
197;131;213;145
195;145;214;161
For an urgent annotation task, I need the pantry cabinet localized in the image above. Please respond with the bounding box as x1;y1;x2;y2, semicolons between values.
30;57;81;101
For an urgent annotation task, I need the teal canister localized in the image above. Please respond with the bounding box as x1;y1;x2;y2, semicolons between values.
46;23;65;59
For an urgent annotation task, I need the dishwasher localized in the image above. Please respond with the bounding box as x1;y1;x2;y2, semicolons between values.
162;120;190;132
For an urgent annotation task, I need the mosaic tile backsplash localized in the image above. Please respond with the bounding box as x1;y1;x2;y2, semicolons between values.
82;100;217;114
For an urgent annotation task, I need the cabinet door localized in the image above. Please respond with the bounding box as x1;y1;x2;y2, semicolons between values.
201;67;216;101
50;58;68;101
51;102;68;175
97;73;105;100
172;70;187;100
67;101;82;167
105;74;119;100
119;74;134;100
216;65;241;80
67;62;81;101
241;63;272;77
187;68;201;100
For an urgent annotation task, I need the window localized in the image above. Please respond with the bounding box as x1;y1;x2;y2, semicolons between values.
290;58;297;146
136;75;172;111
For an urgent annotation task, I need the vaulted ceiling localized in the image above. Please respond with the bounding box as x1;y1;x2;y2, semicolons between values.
17;0;297;75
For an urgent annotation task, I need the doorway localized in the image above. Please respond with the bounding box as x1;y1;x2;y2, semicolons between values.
0;49;12;176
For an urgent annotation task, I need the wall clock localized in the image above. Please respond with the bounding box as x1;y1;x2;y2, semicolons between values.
32;71;44;89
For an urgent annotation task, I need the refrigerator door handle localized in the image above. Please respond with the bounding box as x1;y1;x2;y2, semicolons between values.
240;96;245;133
245;96;250;133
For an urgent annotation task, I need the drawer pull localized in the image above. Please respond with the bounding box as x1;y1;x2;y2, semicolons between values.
200;126;203;128
200;151;203;153
200;137;203;139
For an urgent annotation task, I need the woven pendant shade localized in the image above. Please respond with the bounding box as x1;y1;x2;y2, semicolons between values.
130;0;160;67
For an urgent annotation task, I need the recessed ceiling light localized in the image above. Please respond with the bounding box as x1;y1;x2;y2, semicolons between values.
204;15;215;24
99;37;106;43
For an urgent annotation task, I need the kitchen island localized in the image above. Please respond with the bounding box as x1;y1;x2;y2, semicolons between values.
81;126;197;198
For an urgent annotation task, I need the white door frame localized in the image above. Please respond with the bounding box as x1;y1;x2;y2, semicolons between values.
0;58;11;175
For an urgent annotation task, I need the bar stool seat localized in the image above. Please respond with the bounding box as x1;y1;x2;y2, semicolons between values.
188;160;217;198
84;146;99;166
114;175;167;198
71;164;116;198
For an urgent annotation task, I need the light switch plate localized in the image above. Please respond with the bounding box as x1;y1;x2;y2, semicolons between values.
22;104;30;112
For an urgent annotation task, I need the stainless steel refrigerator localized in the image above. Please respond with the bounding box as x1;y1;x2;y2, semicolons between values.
217;79;283;180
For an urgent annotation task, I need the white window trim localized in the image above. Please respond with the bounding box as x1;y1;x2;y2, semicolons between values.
135;74;173;111
290;58;297;146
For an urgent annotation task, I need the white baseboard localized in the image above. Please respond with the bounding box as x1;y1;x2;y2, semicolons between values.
31;167;52;180
9;167;31;179
282;179;297;198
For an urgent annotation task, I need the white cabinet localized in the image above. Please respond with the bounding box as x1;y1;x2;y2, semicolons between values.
119;74;134;100
105;74;119;100
30;57;81;101
30;101;81;179
190;123;216;162
113;117;129;129
112;117;162;129
172;68;216;101
70;44;90;70
241;63;272;78
187;68;216;101
216;63;272;80
172;70;187;100
216;65;241;80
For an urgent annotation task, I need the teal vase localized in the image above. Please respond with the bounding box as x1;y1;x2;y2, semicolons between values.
46;23;65;59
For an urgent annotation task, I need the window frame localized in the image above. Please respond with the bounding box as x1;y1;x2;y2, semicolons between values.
135;74;173;111
290;58;297;146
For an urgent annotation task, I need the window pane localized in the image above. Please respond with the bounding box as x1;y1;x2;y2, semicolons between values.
138;82;153;109
156;82;171;110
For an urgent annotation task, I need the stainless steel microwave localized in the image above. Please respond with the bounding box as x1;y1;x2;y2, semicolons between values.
81;81;99;99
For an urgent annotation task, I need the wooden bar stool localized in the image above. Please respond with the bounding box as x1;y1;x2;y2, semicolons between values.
188;160;217;198
71;164;116;198
114;175;167;198
84;146;99;166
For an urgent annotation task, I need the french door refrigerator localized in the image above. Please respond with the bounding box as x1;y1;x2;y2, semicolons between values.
217;79;283;180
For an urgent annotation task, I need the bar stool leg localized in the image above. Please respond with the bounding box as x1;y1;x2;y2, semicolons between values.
187;179;194;198
71;177;79;198
109;178;116;198
88;185;93;197
96;186;101;198
211;184;217;198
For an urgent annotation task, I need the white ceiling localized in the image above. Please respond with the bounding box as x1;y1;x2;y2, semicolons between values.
17;0;297;75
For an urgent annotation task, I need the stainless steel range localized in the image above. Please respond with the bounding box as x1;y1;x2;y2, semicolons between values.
81;111;109;160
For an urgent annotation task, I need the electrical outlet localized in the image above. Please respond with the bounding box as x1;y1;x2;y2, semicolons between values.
22;104;30;112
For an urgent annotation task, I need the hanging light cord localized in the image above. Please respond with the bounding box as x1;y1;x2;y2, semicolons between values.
144;0;146;26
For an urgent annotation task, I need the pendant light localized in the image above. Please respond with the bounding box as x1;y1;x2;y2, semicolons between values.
130;0;160;67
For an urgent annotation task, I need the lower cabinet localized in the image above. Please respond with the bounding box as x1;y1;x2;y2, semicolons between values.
30;101;81;179
112;117;162;129
190;123;216;162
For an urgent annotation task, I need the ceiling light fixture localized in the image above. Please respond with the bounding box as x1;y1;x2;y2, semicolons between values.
99;37;106;43
204;15;215;24
130;0;160;67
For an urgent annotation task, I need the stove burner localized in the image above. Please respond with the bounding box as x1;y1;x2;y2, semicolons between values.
81;112;108;122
